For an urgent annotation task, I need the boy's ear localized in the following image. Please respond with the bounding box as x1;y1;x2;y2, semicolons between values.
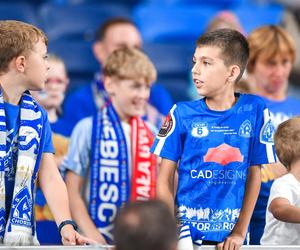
92;41;105;64
227;65;241;83
15;55;26;73
103;76;115;95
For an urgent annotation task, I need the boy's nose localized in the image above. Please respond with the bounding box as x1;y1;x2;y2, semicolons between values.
191;63;201;75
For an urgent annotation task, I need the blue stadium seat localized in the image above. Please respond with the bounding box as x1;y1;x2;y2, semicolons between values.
39;3;130;42
232;4;284;34
145;0;242;8
0;3;37;25
133;5;218;43
143;43;195;101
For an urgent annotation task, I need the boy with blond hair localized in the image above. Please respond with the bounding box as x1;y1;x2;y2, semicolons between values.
63;47;158;244
151;29;276;250
261;116;300;245
0;20;93;246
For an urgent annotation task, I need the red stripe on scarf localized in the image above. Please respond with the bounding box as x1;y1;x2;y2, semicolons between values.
130;117;157;201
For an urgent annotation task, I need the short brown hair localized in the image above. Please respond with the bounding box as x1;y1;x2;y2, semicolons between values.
0;20;48;73
247;25;295;73
114;200;177;250
95;17;135;41
274;116;300;168
103;47;157;84
196;28;249;82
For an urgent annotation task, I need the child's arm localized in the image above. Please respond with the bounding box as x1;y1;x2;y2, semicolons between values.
218;165;261;250
65;170;107;244
269;197;300;223
38;153;96;245
157;158;177;214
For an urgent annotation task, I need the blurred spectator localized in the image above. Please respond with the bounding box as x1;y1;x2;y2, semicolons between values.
114;200;178;250
206;11;245;34
247;25;300;244
31;54;71;245
63;47;158;244
62;17;173;131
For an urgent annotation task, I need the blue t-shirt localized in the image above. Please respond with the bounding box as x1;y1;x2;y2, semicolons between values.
4;102;54;221
250;95;300;244
151;94;276;242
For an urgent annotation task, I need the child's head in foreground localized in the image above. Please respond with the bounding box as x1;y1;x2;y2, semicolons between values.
102;47;156;120
0;20;48;91
192;28;249;97
274;116;300;171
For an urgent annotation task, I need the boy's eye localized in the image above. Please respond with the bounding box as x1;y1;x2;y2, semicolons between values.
43;55;49;60
203;61;210;66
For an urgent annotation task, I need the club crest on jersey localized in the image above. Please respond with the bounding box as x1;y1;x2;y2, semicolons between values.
11;187;32;228
260;119;274;144
238;120;252;138
191;122;209;138
158;113;173;137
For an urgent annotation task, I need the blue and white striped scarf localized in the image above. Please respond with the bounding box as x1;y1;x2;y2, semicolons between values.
0;90;44;245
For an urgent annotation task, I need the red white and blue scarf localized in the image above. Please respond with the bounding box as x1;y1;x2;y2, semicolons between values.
89;102;156;243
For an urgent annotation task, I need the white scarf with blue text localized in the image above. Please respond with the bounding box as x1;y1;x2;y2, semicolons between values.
0;90;43;245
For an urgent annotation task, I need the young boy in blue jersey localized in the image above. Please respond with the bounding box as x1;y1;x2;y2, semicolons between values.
63;47;158;244
151;28;276;250
0;20;93;246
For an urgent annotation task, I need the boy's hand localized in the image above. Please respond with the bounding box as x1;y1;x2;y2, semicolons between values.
217;233;244;250
60;224;97;245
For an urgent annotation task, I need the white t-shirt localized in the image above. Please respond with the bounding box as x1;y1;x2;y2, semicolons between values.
261;173;300;245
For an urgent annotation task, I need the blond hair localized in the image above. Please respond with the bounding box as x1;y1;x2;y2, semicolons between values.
103;47;157;84
274;116;300;169
0;20;48;73
247;25;295;73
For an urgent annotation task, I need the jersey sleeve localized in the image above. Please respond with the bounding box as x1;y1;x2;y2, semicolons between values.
61;117;92;177
150;104;183;162
250;101;276;166
42;111;54;154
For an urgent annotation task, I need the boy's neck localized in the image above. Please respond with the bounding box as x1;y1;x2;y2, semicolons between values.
205;91;237;111
289;159;300;182
0;75;26;105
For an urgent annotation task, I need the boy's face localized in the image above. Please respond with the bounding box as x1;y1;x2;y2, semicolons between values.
105;77;150;121
191;46;232;98
31;60;68;110
253;53;292;96
24;39;49;91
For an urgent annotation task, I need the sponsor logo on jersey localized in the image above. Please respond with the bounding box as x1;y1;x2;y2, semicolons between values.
158;113;173;137
191;122;209;138
260;119;274;144
203;143;244;166
238;120;252;138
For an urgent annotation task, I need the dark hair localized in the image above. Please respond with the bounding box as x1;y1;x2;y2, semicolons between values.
95;17;135;41
114;200;177;250
196;28;249;82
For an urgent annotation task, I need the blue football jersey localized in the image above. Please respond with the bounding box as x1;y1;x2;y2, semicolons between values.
151;93;276;242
